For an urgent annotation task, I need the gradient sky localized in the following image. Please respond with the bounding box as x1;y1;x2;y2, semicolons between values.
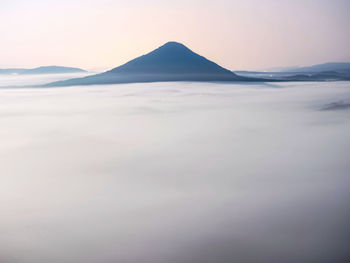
1;0;349;71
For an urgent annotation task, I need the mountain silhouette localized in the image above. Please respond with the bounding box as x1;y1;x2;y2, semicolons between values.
22;66;86;74
46;42;255;86
0;68;27;74
108;42;235;75
0;66;86;75
284;62;350;73
235;62;350;81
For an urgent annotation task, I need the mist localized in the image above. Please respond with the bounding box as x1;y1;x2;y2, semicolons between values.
0;72;91;87
1;78;349;263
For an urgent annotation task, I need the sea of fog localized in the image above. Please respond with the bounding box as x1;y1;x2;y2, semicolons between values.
0;76;350;263
0;72;91;86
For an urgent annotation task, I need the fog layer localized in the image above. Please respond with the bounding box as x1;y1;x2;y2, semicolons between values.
1;79;350;263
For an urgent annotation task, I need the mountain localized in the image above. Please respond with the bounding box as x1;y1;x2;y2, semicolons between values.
283;71;350;81
282;62;350;81
236;71;350;81
235;62;350;81
284;62;350;73
46;42;256;87
21;66;86;74
0;68;27;74
0;66;86;75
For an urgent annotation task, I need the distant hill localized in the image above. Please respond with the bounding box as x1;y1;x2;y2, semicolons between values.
282;71;350;81
235;62;350;81
0;66;86;75
0;68;27;74
21;66;86;74
46;42;258;87
284;62;350;73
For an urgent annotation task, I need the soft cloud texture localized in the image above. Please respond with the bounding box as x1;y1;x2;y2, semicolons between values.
1;77;350;262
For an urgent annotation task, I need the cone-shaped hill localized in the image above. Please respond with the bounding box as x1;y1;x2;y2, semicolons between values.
46;42;253;86
109;42;234;75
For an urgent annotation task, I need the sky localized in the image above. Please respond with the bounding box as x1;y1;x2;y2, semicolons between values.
1;0;350;71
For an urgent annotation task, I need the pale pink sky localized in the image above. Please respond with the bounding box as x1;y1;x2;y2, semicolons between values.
1;0;349;71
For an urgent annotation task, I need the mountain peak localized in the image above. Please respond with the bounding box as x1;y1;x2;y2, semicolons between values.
163;41;185;46
46;42;249;86
160;41;188;49
139;41;196;60
108;41;231;75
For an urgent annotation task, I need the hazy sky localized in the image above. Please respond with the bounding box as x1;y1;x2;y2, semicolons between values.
1;0;350;70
